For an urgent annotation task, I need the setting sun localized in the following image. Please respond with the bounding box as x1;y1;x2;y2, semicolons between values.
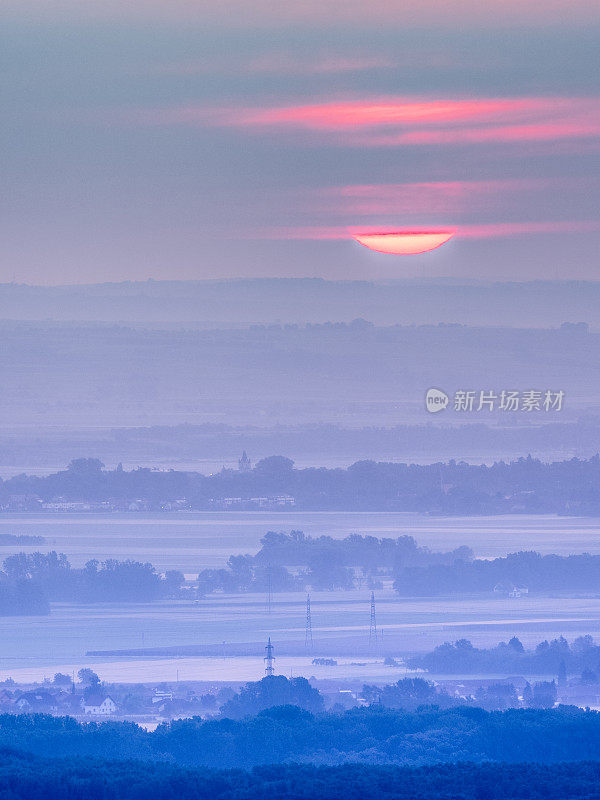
351;230;455;254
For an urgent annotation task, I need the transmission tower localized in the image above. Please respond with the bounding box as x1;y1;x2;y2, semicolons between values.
264;637;275;677
305;594;313;649
369;591;377;646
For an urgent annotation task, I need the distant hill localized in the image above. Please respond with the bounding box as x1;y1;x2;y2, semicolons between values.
0;278;599;328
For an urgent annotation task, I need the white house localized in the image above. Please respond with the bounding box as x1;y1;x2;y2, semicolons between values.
81;694;118;715
152;690;174;704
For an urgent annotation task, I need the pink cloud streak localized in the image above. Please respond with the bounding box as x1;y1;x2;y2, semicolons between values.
214;97;538;130
308;179;553;216
249;220;600;241
126;96;600;148
367;121;600;146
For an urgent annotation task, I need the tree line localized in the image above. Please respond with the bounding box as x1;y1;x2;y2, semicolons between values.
198;533;600;596
3;454;600;513
394;550;600;596
8;539;600;612
218;675;557;716
409;634;600;678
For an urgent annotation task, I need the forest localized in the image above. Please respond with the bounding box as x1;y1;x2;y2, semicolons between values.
2;752;600;800
2;705;600;768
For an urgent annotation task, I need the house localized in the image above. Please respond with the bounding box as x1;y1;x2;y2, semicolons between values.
81;694;118;715
272;495;296;507
152;690;174;704
14;690;58;713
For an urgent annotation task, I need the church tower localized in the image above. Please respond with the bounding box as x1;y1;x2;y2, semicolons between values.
238;451;251;472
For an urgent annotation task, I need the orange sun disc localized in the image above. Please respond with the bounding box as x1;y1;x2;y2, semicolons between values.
352;230;455;254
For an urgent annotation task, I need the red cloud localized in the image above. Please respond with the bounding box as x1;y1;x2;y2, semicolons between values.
248;220;600;241
129;96;600;148
218;97;533;130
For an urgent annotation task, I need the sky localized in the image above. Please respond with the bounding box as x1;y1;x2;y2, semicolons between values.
2;1;599;284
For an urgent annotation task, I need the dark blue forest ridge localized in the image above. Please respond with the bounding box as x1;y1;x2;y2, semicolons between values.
2;706;600;769
1;748;600;800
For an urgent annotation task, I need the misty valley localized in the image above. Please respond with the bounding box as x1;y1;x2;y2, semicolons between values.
3;511;600;719
3;0;600;787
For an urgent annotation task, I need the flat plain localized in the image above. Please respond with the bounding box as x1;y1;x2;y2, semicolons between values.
1;512;599;682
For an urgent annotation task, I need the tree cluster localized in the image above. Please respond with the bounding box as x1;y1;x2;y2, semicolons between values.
0;552;185;613
198;531;472;594
220;676;324;719
409;635;600;678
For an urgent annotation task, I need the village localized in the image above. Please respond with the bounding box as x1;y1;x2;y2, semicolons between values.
3;646;600;725
0;672;241;723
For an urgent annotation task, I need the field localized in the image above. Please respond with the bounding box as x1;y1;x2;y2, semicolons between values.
1;512;600;683
1;511;600;572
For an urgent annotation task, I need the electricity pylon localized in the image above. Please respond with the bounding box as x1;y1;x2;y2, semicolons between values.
305;594;313;649
369;591;377;646
264;637;275;676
